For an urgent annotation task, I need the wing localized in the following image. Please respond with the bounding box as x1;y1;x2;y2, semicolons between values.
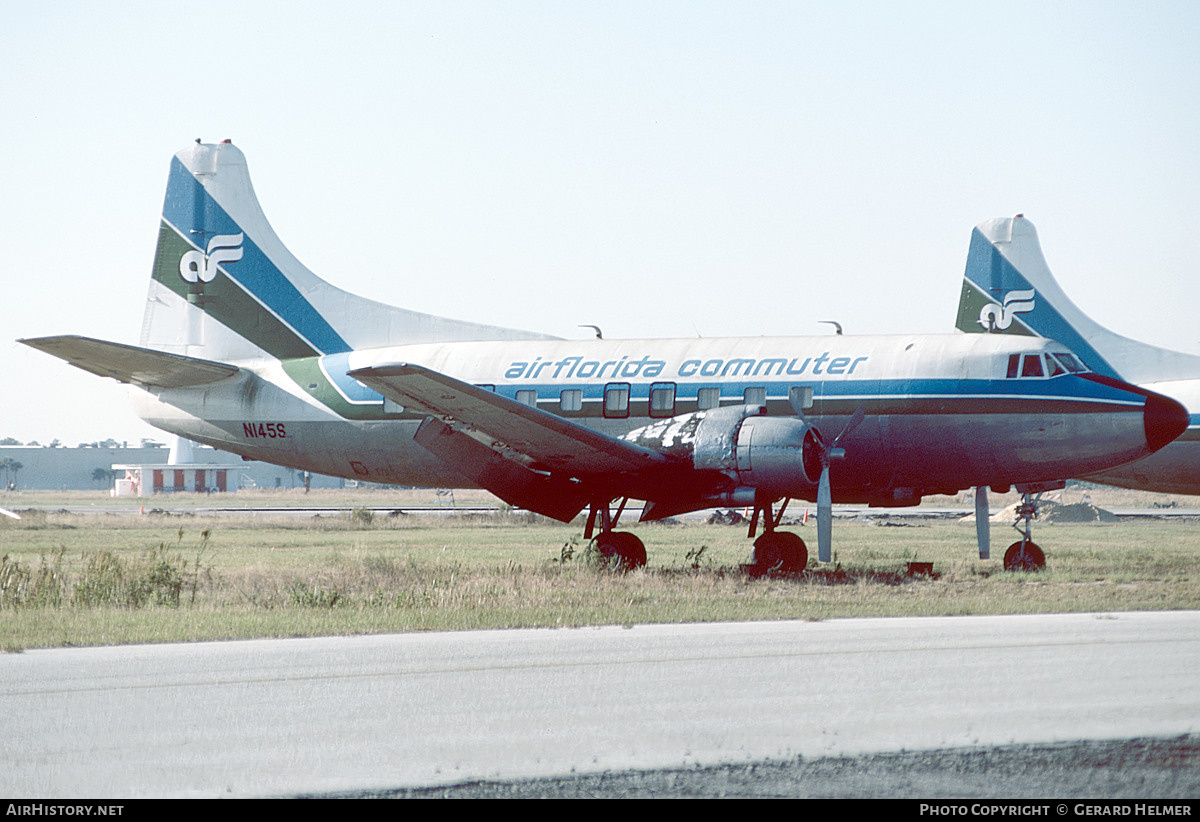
349;362;671;475
20;336;240;389
349;362;687;520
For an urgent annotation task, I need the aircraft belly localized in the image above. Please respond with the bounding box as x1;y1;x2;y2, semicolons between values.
132;383;479;488
873;410;1151;493
292;420;480;487
1083;441;1200;495
145;414;481;489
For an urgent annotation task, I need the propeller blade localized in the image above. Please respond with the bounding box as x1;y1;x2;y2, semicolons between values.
0;507;20;520
817;463;832;562
815;405;863;564
790;398;864;565
832;405;866;447
975;485;990;559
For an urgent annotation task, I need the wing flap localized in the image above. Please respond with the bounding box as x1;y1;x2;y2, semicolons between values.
348;362;672;477
413;417;590;521
20;335;240;389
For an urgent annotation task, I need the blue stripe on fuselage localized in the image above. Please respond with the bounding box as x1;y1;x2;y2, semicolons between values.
319;360;1144;416
321;352;385;404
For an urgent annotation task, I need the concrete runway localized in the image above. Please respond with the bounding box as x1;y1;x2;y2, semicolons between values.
4;611;1199;798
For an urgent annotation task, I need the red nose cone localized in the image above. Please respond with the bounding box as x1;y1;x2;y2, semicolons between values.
1144;393;1190;452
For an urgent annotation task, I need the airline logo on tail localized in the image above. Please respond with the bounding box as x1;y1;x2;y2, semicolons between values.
179;233;244;284
978;289;1036;331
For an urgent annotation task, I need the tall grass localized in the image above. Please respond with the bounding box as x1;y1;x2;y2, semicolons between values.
1;527;208;610
1;505;1198;650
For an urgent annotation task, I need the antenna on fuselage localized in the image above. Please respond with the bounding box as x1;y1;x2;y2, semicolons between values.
579;325;603;339
820;320;843;335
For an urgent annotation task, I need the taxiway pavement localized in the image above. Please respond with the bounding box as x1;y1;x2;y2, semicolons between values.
4;611;1198;797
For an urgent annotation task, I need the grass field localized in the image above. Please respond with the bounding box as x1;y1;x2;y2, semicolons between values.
1;488;1198;650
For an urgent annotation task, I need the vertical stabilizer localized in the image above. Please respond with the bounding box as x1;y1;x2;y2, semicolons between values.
141;141;556;363
955;215;1200;385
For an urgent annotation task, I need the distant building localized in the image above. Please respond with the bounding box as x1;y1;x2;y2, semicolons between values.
0;443;344;492
111;463;241;496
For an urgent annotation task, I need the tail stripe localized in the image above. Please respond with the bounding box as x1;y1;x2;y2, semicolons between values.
151;219;321;360
158;157;352;357
959;228;1119;379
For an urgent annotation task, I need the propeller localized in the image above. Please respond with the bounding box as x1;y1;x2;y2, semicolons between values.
814;406;865;562
974;485;990;559
788;389;865;563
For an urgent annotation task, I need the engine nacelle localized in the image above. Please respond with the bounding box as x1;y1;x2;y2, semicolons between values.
623;404;823;497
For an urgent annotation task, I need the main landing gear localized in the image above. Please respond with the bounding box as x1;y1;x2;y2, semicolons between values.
1004;492;1046;572
584;498;646;570
746;497;808;576
583;496;810;575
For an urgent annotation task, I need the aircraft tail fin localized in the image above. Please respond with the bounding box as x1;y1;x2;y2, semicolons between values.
955;215;1200;385
142;141;556;363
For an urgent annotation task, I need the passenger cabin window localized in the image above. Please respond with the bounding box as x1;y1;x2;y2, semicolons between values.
789;385;814;411
649;383;676;418
743;386;767;406
516;389;538;407
604;383;630;418
697;387;720;410
560;389;582;412
1007;354;1021;379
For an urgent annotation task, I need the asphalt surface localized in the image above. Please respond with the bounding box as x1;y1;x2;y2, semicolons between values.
6;613;1198;799
356;734;1200;799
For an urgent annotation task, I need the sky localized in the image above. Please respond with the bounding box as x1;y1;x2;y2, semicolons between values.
3;0;1199;446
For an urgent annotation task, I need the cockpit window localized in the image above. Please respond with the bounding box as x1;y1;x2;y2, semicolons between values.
1051;352;1087;374
1020;354;1044;378
1007;351;1090;379
1007;354;1020;379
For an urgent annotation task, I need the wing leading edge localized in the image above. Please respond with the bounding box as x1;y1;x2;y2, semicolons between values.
349;362;690;521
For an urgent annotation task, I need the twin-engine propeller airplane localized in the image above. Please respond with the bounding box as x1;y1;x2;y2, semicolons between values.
956;215;1200;497
19;142;1189;572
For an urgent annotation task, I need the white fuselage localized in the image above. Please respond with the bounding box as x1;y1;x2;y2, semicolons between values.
131;332;1167;507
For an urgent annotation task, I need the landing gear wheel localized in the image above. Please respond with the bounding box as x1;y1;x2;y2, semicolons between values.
594;531;647;570
751;531;808;575
1003;540;1045;571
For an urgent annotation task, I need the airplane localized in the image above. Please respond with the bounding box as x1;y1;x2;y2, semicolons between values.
955;214;1200;496
18;142;1190;573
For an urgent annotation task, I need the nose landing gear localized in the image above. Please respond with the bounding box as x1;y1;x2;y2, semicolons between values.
1004;492;1047;571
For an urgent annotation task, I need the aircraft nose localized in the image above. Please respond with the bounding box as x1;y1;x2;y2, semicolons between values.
1144;393;1190;452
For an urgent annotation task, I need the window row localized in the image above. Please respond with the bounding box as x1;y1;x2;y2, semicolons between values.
512;383;770;418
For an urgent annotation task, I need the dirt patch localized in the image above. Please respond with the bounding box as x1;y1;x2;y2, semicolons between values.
959;500;1118;524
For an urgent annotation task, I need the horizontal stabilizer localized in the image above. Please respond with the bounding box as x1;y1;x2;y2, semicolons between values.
19;335;240;389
